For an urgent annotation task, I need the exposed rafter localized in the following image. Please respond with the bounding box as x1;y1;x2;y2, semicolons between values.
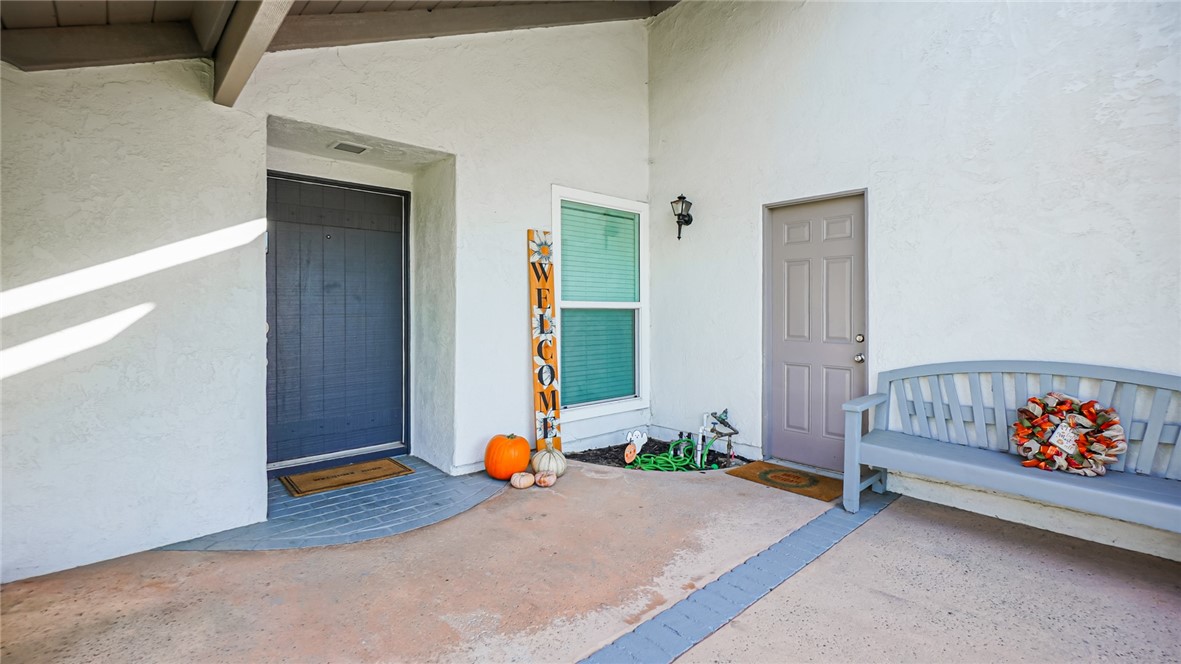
213;0;294;107
0;0;679;104
0;22;205;72
191;1;237;53
268;1;660;52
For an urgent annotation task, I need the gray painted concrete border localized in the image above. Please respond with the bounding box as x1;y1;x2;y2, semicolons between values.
582;491;898;664
161;457;505;551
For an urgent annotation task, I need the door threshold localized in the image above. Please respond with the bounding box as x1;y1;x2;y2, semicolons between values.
267;442;406;472
763;456;844;480
267;445;408;479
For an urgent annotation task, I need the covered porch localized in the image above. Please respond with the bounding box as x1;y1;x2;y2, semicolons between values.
2;462;1178;662
2;4;1178;661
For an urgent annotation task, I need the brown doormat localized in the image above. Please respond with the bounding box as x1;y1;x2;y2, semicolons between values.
725;461;843;502
279;458;414;498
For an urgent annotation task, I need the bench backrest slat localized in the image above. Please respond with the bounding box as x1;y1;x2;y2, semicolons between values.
1136;389;1173;476
1014;372;1030;414
875;362;1181;479
928;375;950;443
968;373;988;448
1097;380;1117;407
909;376;933;439
992;372;1012;452
1111;383;1140;473
1167;424;1181;480
893;380;913;435
942;373;970;446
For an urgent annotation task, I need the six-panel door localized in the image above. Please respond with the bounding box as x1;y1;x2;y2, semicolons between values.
767;195;867;471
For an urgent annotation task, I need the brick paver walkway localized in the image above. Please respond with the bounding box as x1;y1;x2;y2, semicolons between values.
162;457;504;551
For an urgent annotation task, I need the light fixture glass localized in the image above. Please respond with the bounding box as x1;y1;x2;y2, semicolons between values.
671;195;693;240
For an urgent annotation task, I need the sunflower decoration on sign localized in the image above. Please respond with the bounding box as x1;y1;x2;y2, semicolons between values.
1011;392;1127;476
529;234;554;264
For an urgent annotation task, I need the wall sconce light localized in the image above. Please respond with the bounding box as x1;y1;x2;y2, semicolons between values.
671;194;693;240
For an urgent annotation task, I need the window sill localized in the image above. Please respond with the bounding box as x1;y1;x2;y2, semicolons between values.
562;397;649;423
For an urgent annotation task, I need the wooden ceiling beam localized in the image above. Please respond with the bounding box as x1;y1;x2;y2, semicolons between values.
268;0;656;51
212;0;294;107
191;0;237;52
0;22;205;71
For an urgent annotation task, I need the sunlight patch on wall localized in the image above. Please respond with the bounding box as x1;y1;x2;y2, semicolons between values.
0;303;156;379
0;219;266;319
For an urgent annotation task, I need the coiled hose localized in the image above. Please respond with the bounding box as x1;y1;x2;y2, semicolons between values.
627;437;719;472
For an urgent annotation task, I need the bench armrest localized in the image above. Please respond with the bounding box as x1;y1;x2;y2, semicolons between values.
843;392;887;413
843;392;887;513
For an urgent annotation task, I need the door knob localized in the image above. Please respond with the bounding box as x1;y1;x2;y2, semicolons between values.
853;353;866;364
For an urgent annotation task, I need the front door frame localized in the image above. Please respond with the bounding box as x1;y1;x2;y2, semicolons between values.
265;170;413;470
761;188;869;474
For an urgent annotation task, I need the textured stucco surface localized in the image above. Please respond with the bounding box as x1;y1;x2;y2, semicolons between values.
1;60;269;582
411;157;459;472
5;2;1177;582
267;145;416;193
647;1;1181;451
1;21;650;579
237;22;651;471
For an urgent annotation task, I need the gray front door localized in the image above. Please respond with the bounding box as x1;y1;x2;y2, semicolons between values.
765;194;867;471
265;174;408;469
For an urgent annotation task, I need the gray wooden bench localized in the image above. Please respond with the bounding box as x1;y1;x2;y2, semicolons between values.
841;361;1181;533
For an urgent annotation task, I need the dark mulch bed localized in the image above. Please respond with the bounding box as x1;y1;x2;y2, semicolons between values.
566;438;753;470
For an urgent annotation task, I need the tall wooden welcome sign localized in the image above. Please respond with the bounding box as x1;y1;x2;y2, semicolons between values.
528;229;562;451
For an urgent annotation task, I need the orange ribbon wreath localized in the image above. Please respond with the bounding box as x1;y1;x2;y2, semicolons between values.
1011;392;1127;477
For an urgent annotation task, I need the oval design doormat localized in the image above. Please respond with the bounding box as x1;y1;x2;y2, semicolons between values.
279;458;414;498
725;461;843;502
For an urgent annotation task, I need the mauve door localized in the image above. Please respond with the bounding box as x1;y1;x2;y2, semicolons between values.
266;176;406;467
767;195;867;471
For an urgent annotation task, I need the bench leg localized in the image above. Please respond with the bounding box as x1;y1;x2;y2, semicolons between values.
872;471;887;495
843;411;862;513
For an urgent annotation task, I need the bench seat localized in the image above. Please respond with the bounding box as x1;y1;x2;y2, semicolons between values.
841;362;1181;537
861;430;1181;533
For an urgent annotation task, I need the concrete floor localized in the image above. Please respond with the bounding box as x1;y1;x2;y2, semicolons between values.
1;462;829;663
6;466;1179;664
681;496;1181;663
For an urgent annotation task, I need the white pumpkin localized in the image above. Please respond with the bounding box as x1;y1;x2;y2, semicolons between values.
531;439;568;477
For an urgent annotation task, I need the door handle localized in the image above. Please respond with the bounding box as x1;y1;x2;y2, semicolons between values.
853;353;866;364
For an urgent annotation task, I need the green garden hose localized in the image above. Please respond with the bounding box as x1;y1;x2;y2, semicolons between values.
627;437;720;472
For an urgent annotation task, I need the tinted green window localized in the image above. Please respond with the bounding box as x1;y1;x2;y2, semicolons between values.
560;201;639;303
561;309;636;405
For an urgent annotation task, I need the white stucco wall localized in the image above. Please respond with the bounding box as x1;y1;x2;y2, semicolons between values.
646;1;1179;551
238;22;651;472
411;156;459;472
1;60;269;582
267;146;416;192
7;2;1173;581
647;0;1180;452
2;21;650;579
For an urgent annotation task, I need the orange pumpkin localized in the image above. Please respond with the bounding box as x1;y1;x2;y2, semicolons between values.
484;434;531;480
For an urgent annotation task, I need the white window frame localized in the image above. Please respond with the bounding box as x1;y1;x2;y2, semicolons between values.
551;185;650;423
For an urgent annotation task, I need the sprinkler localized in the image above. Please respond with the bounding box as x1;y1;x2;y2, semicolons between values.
626;409;740;472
